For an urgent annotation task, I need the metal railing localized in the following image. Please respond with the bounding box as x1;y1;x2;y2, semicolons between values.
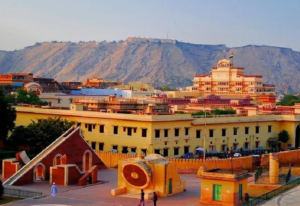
286;167;292;184
4;187;42;198
255;167;263;182
240;177;300;206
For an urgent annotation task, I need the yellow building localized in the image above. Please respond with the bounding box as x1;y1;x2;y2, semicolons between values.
199;166;251;206
14;105;300;157
111;154;186;199
191;59;276;102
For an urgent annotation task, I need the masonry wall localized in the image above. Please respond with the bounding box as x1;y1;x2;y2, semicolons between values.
96;151;253;173
261;149;300;167
51;167;65;186
14;129;106;185
3;161;19;179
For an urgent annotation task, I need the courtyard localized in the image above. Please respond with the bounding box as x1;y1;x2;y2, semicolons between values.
3;169;201;206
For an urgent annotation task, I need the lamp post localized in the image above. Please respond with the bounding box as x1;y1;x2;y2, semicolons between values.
203;108;207;160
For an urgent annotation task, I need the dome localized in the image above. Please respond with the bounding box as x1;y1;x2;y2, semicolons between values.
24;82;42;92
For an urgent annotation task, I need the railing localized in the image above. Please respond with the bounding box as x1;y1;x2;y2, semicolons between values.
255;167;263;182
240;177;300;206
4;187;42;198
286;167;291;184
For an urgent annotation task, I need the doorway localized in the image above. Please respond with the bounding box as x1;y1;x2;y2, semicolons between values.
34;163;45;181
296;125;300;148
168;179;172;194
213;184;222;201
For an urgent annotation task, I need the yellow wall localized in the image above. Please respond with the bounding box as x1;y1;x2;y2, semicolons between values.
14;106;300;157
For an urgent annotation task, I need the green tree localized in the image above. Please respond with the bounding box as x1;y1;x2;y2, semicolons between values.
26;117;74;148
213;109;236;115
0;88;16;141
277;95;300;106
0;179;3;199
7;88;48;105
278;129;290;143
161;87;176;91
8;125;33;146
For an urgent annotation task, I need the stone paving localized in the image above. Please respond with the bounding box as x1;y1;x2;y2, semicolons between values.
4;169;201;206
261;184;300;206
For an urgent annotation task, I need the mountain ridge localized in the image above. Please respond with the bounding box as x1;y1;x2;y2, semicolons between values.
0;37;300;92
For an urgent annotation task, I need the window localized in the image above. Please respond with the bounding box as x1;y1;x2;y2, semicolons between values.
174;147;179;156
245;142;249;149
57;99;61;104
77;122;81;127
239;184;243;200
222;129;226;137
122;146;128;154
69;99;73;103
99;143;104;151
112;145;118;150
196;130;201;138
209;129;214;138
154;149;160;154
233;128;238;135
268;125;272;133
141;149;147;156
99;125;104;133
91;142;96;150
142;129;147;137
175;128;180;137
184;146;189;154
163;148;169;157
245;127;249;135
88;124;92;132
185;128;189;136
113;126;118;134
127;127;132;136
256;126;260;134
131;147;136;153
155;130;160;138
213;185;222;201
164;129;168;138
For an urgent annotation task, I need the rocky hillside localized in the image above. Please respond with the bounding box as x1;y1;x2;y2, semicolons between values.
1;37;300;92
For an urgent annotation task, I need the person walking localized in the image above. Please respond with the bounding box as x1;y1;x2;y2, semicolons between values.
153;191;158;206
51;182;58;196
139;189;145;206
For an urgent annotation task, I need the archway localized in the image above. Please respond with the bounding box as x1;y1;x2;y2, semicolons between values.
295;125;300;148
33;162;46;181
83;150;92;172
53;154;62;166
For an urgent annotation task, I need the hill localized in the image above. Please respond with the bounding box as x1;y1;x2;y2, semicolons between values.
1;37;300;92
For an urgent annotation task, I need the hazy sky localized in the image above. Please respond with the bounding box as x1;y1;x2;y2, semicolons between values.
0;0;300;51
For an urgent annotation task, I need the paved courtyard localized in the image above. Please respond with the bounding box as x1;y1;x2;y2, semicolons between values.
261;184;300;206
4;169;201;206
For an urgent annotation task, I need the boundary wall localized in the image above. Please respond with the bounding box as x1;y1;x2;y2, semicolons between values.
261;149;300;167
96;151;252;174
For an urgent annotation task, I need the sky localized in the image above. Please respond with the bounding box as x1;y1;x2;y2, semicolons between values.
0;0;300;51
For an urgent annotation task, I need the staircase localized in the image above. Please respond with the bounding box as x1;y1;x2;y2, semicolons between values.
256;173;287;185
3;127;76;186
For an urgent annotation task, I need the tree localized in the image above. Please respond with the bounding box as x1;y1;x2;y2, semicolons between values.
0;88;16;141
6;88;48;105
278;129;290;143
277;95;300;106
26;117;73;149
213;109;236;115
0;179;3;199
8;125;33;146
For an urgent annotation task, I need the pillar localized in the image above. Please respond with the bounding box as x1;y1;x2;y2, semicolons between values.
269;153;279;184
